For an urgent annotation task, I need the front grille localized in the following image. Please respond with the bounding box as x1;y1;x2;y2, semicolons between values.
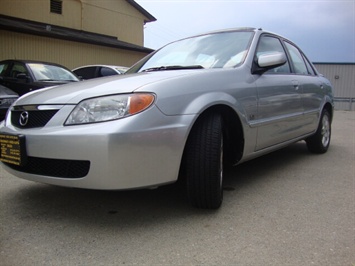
11;110;58;128
4;157;90;178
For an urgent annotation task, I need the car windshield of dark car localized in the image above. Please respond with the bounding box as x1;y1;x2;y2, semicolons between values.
28;63;79;82
133;31;254;73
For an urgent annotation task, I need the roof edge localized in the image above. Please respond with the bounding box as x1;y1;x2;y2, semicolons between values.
126;0;157;23
0;15;154;54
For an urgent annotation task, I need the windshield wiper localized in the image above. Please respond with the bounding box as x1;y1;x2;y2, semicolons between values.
142;65;204;72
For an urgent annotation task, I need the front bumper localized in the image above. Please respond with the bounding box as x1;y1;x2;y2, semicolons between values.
0;105;195;189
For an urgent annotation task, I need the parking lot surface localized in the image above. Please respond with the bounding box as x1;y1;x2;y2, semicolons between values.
1;111;354;266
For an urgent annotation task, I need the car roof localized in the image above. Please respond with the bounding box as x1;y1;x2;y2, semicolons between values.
0;59;67;67
180;27;296;48
162;27;264;47
203;27;257;34
184;27;257;38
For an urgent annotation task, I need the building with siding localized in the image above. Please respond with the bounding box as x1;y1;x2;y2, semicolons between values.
0;0;156;69
314;63;355;111
1;3;353;111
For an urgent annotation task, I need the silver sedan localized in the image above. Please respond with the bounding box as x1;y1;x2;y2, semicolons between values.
0;28;333;209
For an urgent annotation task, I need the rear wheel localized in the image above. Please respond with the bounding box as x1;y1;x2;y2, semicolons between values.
306;109;331;154
183;113;224;209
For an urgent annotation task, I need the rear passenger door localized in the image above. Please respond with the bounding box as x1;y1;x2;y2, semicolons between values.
254;35;304;151
283;41;323;133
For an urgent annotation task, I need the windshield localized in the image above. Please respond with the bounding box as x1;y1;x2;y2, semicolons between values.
128;31;254;73
28;63;79;82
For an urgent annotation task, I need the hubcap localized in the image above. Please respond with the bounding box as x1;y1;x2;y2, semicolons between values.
321;115;330;147
219;134;224;189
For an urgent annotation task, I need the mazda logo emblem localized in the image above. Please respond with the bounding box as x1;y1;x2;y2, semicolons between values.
19;111;29;126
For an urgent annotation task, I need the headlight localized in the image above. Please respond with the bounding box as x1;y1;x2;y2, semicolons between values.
65;93;155;125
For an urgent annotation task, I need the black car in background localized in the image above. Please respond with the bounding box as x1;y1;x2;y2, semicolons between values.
0;84;18;121
0;60;79;96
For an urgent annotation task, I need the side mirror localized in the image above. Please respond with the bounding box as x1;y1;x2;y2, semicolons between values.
16;73;29;81
252;52;287;74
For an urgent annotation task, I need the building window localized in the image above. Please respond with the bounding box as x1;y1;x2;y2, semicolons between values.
50;0;62;14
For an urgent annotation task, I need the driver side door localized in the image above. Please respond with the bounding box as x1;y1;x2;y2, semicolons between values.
253;35;304;151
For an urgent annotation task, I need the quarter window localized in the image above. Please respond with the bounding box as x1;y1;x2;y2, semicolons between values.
284;42;308;75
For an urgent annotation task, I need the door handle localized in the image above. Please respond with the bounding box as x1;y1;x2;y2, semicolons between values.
292;80;299;90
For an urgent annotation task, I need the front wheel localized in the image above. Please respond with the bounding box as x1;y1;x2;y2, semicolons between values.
182;113;224;209
306;109;331;154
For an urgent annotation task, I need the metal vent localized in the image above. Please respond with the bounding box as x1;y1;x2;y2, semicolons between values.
50;0;62;14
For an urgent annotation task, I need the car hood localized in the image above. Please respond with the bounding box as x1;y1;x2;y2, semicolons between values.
15;71;196;105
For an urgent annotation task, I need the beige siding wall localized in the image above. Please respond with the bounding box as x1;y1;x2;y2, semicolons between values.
0;0;82;31
81;0;145;45
0;0;146;45
0;30;147;69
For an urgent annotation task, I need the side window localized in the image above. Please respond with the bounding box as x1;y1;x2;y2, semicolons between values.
284;42;308;75
256;35;290;74
73;67;96;79
99;67;117;77
9;63;28;78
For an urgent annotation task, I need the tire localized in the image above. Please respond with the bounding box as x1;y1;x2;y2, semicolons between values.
183;112;224;209
306;109;331;154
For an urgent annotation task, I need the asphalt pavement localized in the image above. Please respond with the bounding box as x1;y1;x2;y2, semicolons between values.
1;110;354;266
